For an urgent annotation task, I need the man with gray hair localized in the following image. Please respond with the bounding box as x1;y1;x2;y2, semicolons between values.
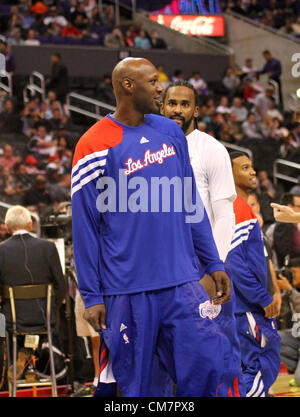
0;205;66;333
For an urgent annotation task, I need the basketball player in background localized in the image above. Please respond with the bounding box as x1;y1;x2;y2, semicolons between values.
161;81;245;397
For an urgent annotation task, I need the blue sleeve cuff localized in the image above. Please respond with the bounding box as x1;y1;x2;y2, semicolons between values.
82;293;104;308
260;294;273;309
205;261;225;275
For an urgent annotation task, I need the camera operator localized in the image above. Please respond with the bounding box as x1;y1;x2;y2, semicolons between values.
277;257;300;387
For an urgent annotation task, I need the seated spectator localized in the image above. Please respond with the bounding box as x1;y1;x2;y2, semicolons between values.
254;85;274;122
273;193;300;268
101;4;115;26
43;5;68;29
13;161;34;197
0;165;21;204
209;112;225;138
55;136;73;172
188;71;207;95
227;111;243;141
7;5;25;32
30;13;48;36
267;98;284;122
7;27;23;45
22;99;50;138
24;155;45;175
47;166;70;203
124;29;135;47
241;57;258;81
171;69;184;83
256;170;277;200
157;65;169;89
30;1;48;16
28;124;58;159
0;98;23;134
23;29;41;46
279;133;299;159
20;5;34;30
230;96;248;123
219;122;235;143
49;108;71;133
62;21;82;38
242;112;264;139
242;77;263;105
70;2;89;27
126;24;138;42
134;29;151;49
23;174;53;212
150;30;167;49
222;67;240;98
0;145;21;173
216;96;231;115
280;16;296;35
261;9;275;28
89;7;103;26
73;14;89;32
104;27;125;48
46;21;62;37
269;117;288;141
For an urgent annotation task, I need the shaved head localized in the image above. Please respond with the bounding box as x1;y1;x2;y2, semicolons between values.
112;57;156;97
111;57;163;120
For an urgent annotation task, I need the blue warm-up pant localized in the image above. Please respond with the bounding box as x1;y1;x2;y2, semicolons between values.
100;281;230;397
235;312;281;397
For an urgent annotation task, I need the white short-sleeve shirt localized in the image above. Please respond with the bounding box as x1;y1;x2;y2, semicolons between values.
186;129;236;228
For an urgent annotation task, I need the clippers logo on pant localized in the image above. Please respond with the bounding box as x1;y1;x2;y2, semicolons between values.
199;301;221;320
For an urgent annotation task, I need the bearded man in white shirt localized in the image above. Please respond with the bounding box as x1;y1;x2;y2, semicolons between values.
161;81;245;397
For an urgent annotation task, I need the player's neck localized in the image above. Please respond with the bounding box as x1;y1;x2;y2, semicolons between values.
184;121;196;136
235;186;249;202
112;105;145;127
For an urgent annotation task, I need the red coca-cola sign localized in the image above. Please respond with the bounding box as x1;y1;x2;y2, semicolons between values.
149;14;225;37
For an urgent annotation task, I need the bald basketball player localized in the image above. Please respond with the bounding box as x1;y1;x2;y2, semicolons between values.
71;58;231;397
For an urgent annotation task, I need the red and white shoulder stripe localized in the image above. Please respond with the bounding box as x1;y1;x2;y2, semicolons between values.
230;196;258;251
71;117;123;197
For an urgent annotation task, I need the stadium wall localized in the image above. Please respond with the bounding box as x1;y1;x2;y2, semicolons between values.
11;44;231;83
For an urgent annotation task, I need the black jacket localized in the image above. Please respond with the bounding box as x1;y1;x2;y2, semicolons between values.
273;223;300;268
0;233;67;332
48;61;69;99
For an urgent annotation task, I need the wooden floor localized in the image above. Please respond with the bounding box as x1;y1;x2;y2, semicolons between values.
271;374;300;397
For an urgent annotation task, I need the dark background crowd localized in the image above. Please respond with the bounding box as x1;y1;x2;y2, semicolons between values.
0;0;300;394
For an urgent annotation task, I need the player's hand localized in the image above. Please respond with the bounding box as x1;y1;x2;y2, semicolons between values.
264;299;278;318
272;292;282;317
210;270;231;305
84;304;106;332
271;203;299;223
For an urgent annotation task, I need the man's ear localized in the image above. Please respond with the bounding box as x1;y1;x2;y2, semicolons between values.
160;102;165;115
194;105;200;119
121;77;134;94
28;220;33;232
